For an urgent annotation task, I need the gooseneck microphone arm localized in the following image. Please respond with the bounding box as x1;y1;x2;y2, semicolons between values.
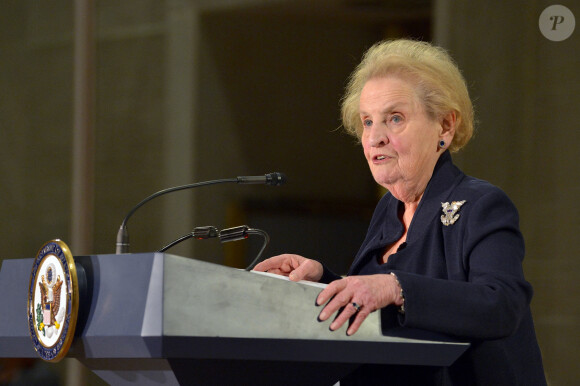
116;178;235;254
115;172;286;254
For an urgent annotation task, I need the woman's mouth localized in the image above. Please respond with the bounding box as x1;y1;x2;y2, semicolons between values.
373;154;390;162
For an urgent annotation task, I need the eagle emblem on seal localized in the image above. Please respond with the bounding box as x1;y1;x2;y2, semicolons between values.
441;200;467;226
35;263;65;338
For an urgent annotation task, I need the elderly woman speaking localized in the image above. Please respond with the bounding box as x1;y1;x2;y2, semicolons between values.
254;39;546;385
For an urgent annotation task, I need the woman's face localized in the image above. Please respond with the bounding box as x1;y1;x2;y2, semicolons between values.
359;76;449;196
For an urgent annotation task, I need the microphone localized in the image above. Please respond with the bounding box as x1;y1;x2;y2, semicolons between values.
115;173;286;254
237;172;286;186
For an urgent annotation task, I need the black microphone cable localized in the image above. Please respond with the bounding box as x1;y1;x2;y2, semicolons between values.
218;225;270;271
157;226;219;253
157;225;269;271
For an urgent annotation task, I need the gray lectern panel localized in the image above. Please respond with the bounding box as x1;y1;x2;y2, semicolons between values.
164;256;451;341
0;258;37;357
163;254;383;340
78;253;164;358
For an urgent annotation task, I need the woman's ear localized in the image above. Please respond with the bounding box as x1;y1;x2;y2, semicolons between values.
439;111;457;143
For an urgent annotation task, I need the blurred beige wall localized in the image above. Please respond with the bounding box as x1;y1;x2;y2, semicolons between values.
1;0;578;384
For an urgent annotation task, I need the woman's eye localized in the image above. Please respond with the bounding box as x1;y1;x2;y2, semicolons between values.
363;119;372;127
391;115;403;124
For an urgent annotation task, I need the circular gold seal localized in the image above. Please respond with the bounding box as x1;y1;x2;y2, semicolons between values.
27;240;79;362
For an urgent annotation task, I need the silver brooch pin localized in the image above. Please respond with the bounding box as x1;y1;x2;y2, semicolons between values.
441;200;466;226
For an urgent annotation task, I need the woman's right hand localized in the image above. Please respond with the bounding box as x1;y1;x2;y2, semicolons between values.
252;254;323;282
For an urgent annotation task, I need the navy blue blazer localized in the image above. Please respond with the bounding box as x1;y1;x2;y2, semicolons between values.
324;151;546;385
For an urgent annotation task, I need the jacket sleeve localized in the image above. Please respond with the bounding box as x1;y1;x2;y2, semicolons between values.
392;188;533;340
319;263;342;284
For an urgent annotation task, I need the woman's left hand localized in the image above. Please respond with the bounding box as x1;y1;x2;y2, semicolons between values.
316;274;402;336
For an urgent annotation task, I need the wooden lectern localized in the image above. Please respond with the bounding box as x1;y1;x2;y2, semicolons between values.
0;253;468;385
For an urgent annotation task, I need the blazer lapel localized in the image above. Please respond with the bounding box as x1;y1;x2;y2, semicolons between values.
405;151;465;244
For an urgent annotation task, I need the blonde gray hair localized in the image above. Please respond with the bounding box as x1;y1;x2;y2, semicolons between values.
341;39;474;152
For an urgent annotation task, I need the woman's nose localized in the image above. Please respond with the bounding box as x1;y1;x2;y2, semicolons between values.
368;125;389;147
